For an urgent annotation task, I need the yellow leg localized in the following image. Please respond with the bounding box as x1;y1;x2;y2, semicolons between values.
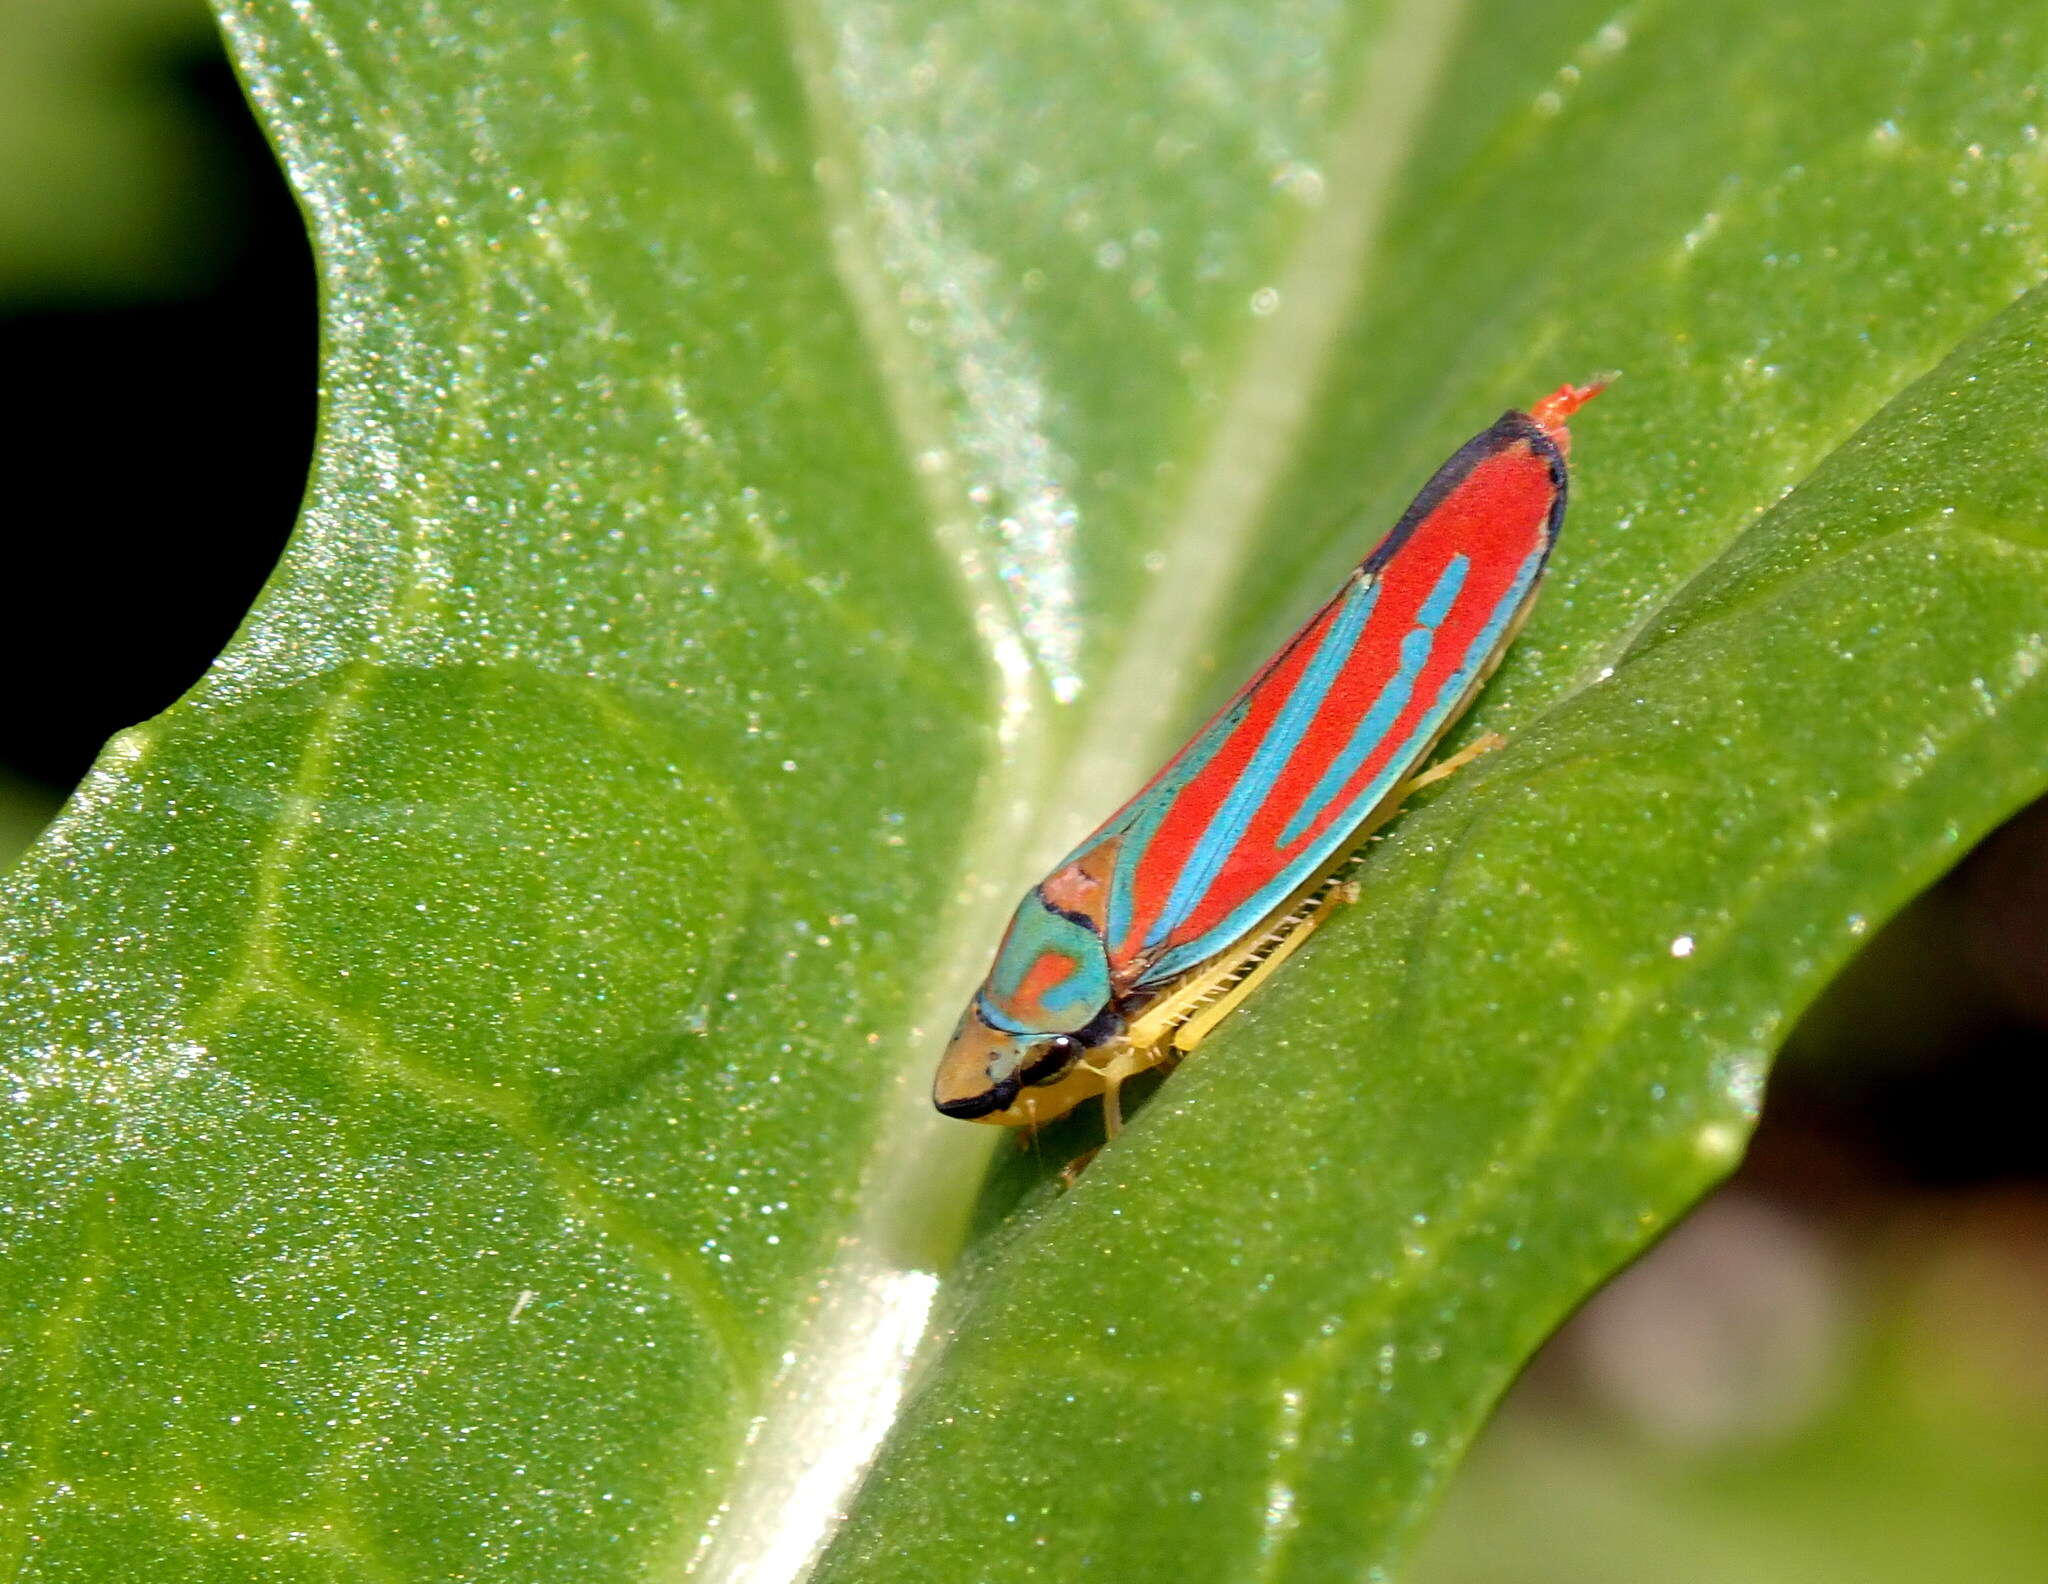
1170;909;1328;1055
1150;736;1506;1063
1093;1042;1149;1137
1073;730;1511;1169
1057;1046;1150;1185
1395;731;1503;798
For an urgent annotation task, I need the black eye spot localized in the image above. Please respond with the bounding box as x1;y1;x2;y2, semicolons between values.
1019;1035;1082;1087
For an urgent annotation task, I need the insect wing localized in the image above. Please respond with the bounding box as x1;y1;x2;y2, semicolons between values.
1086;410;1569;989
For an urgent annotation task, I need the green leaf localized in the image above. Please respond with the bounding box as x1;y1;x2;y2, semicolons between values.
814;1;2048;1579
3;4;2047;1584
820;299;2048;1582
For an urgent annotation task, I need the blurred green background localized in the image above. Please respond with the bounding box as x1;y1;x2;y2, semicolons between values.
2;3;2041;1579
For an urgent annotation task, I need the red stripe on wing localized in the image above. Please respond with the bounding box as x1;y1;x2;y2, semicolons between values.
1107;592;1353;967
1199;444;1556;930
1125;434;1560;967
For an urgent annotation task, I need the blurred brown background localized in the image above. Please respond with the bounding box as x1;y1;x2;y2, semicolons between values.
3;4;2042;1578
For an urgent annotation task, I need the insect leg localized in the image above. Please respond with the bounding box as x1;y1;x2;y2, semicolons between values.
1393;730;1504;798
1058;1147;1102;1188
1097;1043;1150;1138
1169;909;1327;1055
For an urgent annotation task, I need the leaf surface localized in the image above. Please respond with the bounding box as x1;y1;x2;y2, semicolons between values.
2;2;2046;1582
816;1;2048;1579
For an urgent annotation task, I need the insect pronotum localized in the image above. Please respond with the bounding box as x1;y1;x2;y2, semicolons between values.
933;380;1604;1138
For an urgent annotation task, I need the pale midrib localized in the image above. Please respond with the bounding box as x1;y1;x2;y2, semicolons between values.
1066;0;1470;798
685;3;1468;1582
675;1;1057;1578
773;0;1040;1267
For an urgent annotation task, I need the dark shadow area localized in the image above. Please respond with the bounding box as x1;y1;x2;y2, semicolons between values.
1765;787;2048;1192
1;39;315;793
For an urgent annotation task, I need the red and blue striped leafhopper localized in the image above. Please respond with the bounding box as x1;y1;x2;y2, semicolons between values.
933;380;1604;1134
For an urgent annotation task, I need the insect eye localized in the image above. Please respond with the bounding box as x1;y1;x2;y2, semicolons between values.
1018;1034;1083;1088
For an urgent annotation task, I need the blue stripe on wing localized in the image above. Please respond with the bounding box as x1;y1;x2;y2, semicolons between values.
1092;692;1250;955
1143;575;1380;951
1135;543;1545;989
1273;555;1468;848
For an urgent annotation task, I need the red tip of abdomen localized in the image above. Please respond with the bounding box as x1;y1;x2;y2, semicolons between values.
1525;374;1615;450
